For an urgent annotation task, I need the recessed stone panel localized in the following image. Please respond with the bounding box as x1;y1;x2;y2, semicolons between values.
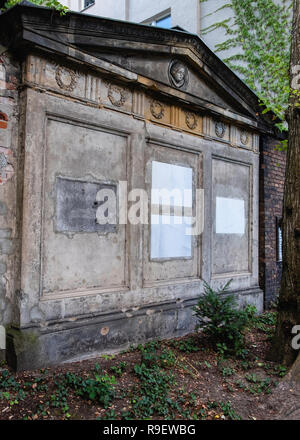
42;118;128;295
55;177;117;234
212;158;251;276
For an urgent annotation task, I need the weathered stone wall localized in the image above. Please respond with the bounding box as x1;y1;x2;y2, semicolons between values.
259;135;286;307
1;51;264;370
0;50;21;359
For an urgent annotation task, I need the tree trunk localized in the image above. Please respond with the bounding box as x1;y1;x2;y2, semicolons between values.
289;352;300;381
269;0;300;366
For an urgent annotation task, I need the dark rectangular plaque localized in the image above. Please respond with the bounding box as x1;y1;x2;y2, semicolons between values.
55;177;117;233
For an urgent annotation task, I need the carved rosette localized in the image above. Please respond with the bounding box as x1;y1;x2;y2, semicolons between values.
215;121;226;138
55;66;77;92
240;130;250;146
107;84;127;107
185;112;197;130
150;100;165;119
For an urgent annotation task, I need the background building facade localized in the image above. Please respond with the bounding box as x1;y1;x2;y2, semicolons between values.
61;0;234;56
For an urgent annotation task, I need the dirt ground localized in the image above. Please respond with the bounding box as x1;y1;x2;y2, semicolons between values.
0;314;299;421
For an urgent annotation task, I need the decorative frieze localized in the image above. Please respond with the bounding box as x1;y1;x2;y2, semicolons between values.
212;119;230;142
202;116;211;136
107;84;127;107
133;90;145;116
237;127;253;150
55;66;77;92
240;130;250;146
25;56;46;86
185;112;198;130
84;74;100;102
170;105;180;127
23;55;260;152
101;81;132;112
215;120;226;139
150;100;165;120
24;55;85;98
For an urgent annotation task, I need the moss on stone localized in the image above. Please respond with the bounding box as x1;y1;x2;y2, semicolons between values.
6;327;39;355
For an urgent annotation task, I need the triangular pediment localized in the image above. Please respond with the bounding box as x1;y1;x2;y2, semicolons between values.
83;50;249;116
0;3;273;129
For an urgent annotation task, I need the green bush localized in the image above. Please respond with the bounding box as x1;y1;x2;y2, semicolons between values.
193;281;255;356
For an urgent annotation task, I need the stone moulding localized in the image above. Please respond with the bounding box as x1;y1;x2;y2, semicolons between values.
22;53;258;150
6;286;263;370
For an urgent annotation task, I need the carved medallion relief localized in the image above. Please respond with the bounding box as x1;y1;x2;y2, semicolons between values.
55;66;77;92
28;57;257;152
185;112;198;130
150;100;165;119
240;130;250;146
215;121;226;138
168;60;189;89
107;84;127;107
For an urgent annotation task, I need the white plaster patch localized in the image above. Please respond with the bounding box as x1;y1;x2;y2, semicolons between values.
151;161;193;207
216;197;245;234
151;161;193;259
151;215;192;259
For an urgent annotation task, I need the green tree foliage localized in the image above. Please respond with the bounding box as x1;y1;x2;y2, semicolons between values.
193;281;255;356
201;0;292;133
2;0;68;15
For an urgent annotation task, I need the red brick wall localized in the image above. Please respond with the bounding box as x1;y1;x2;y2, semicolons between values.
259;135;286;307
